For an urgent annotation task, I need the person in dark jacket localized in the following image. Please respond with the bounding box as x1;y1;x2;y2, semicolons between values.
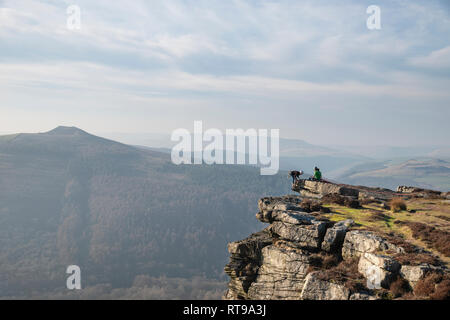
289;170;303;183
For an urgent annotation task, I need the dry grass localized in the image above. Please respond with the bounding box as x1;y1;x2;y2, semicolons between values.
362;227;419;254
431;279;450;300
322;198;450;267
300;199;325;213
389;198;407;212
394;252;442;267
437;215;450;222
389;277;412;298
321;193;346;206
414;272;450;300
367;212;391;222
313;258;368;293
321;193;361;209
395;221;450;257
306;196;450;299
360;198;379;205
308;252;340;270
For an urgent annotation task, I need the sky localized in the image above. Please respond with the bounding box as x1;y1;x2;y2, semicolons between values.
0;0;449;146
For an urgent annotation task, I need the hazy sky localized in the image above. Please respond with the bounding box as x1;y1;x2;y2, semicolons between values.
1;0;449;146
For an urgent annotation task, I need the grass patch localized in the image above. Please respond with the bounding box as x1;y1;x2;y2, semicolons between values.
300;199;331;213
313;258;368;293
322;198;450;266
389;198;407;212
437;215;450;222
395;221;450;257
389;277;412;298
308;252;340;270
321;193;361;209
394;252;442;267
414;272;450;300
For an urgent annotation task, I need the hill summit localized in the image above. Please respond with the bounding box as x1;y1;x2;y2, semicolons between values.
47;126;89;135
46;126;90;136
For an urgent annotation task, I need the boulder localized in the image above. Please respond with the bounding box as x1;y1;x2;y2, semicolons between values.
256;210;315;224
400;264;443;288
273;203;304;212
271;220;327;250
335;219;355;229
397;186;444;198
322;219;353;252
300;272;350;300
247;244;314;299
227;229;272;261
361;252;401;272
224;229;273;299
255;210;273;223
397;186;421;193
292;180;359;199
256;196;310;223
342;230;404;260
257;196;303;212
358;253;400;289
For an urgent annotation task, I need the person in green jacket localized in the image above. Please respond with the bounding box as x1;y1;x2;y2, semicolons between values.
313;167;322;181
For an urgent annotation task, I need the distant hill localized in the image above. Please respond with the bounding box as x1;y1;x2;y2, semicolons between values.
330;145;450;160
0;127;290;298
102;132;368;176
336;158;450;191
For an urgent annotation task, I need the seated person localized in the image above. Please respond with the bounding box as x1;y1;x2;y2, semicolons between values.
312;167;322;181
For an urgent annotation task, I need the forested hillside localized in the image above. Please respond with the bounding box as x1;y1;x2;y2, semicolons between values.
0;127;289;298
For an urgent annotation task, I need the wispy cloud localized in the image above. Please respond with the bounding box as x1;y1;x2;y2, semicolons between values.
409;46;450;69
0;0;449;146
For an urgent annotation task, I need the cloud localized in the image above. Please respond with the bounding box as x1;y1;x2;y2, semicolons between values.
0;0;446;80
0;0;449;145
409;46;450;69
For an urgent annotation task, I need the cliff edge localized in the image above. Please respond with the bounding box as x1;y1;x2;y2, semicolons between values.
224;180;450;300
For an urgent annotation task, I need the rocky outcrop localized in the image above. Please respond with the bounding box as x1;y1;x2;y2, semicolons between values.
293;179;448;203
224;195;381;300
400;264;444;289
292;179;407;202
322;219;353;253
247;243;315;299
397;186;440;195
342;230;404;260
397;186;448;199
358;253;400;288
224;183;449;300
271;221;327;250
224;229;272;300
292;180;359;199
397;186;423;193
225;195;342;300
300;272;350;300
